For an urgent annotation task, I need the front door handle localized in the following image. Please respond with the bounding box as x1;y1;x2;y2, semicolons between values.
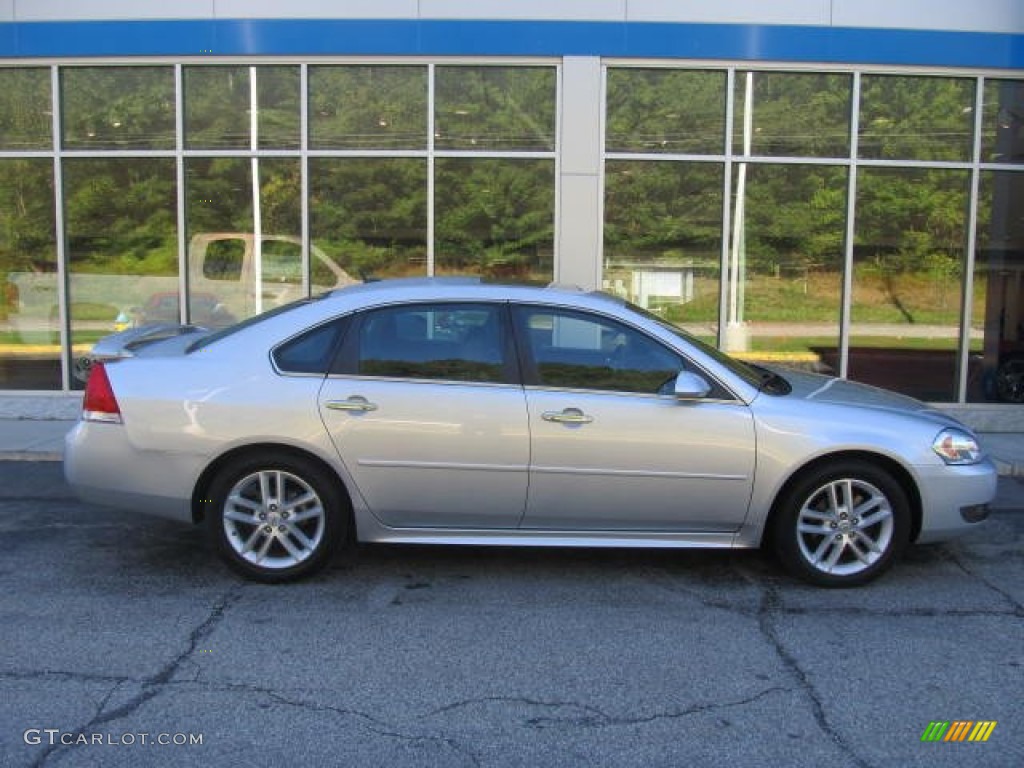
541;408;593;424
326;396;378;413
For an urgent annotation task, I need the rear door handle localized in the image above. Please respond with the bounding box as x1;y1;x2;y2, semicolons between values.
326;396;378;413
541;408;593;424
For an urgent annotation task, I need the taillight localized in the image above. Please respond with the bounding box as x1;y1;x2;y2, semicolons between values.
82;361;123;424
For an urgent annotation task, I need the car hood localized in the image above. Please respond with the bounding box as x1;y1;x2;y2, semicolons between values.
770;367;964;428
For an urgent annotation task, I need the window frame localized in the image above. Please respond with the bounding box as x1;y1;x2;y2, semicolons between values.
510;303;734;399
333;300;521;386
270;313;352;377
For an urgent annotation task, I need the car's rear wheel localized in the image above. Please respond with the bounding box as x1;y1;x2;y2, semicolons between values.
206;453;349;582
773;461;911;587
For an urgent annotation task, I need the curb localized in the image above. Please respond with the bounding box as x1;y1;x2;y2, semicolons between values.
992;457;1024;478
0;451;63;462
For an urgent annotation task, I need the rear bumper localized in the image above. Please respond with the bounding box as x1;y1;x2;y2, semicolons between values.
64;421;198;524
914;459;998;543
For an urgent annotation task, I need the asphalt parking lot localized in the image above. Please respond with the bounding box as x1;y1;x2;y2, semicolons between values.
2;462;1022;768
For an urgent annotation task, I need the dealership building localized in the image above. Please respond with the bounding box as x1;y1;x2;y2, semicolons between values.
0;2;1021;413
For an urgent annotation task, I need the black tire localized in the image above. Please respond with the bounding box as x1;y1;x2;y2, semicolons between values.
205;453;350;583
772;460;911;588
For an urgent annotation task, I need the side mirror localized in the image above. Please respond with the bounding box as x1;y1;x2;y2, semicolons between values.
673;370;711;400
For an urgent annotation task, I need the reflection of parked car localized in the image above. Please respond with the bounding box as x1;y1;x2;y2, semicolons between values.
138;291;236;328
66;279;995;587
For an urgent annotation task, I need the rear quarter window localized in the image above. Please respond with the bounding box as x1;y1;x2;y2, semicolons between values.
272;317;349;374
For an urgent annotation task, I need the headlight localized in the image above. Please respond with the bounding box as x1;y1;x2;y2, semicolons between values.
932;428;983;465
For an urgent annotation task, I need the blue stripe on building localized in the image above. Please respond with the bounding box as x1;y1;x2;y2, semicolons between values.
0;19;1021;70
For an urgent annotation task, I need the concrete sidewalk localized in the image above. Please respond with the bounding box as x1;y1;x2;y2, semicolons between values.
2;417;1024;476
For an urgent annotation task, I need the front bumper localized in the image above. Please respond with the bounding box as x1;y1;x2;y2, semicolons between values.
914;458;998;543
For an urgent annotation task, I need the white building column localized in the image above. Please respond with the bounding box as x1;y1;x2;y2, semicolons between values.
556;56;603;290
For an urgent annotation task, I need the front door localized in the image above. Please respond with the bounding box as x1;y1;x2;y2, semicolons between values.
513;306;756;532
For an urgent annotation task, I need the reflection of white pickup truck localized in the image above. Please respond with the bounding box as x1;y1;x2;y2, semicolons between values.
185;233;355;324
4;234;356;340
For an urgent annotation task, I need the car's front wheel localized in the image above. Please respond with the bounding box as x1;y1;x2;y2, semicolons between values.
206;453;349;582
773;461;911;587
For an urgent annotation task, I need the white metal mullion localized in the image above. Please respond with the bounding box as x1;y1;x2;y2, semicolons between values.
718;68;735;350
250;67;262;315
553;58;563;284
301;64;310;296
840;72;862;380
597;61;608;291
427;63;436;276
175;64;187;323
958;77;986;403
50;66;70;391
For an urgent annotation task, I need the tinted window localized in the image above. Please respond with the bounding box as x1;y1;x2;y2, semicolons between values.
356;303;507;383
515;307;681;394
273;318;348;374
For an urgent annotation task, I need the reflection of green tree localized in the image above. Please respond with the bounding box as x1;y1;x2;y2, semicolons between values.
64;158;177;275
183;66;301;149
606;69;726;154
0;160;55;274
737;164;847;277
310;159;428;278
435;67;556;151
734;72;852;157
186;157;251;235
184;67;250;149
62;67;175;149
0;68;51;149
860;75;974;161
310;66;427;150
435;159;554;280
856;167;968;324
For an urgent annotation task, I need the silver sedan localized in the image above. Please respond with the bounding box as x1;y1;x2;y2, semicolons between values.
65;279;997;587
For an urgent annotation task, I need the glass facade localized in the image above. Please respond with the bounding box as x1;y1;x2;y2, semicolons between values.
0;62;557;389
0;60;1021;404
604;66;1024;403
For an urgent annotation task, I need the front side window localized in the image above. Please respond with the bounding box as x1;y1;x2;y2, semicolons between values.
514;306;682;394
353;303;509;383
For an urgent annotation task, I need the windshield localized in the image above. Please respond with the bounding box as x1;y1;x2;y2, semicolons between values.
622;300;772;391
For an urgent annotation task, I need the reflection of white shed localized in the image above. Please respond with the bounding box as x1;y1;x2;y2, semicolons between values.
625;264;694;309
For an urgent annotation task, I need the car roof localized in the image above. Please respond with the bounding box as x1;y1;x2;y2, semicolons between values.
323;276;626;311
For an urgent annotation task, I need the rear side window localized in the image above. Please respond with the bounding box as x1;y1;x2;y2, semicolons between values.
351;303;510;383
273;317;348;374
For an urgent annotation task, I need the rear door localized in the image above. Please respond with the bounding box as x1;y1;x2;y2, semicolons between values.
319;301;530;529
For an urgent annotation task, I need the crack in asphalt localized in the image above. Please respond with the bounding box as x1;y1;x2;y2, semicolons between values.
427;687;789;730
639;562;1024;620
27;584;244;768
943;549;1024;616
753;581;874;768
1;669;134;685
263;690;482;768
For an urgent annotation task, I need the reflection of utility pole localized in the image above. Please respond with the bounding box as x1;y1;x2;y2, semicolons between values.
250;66;263;316
726;72;752;352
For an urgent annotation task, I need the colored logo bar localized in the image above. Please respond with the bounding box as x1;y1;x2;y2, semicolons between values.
921;721;997;742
